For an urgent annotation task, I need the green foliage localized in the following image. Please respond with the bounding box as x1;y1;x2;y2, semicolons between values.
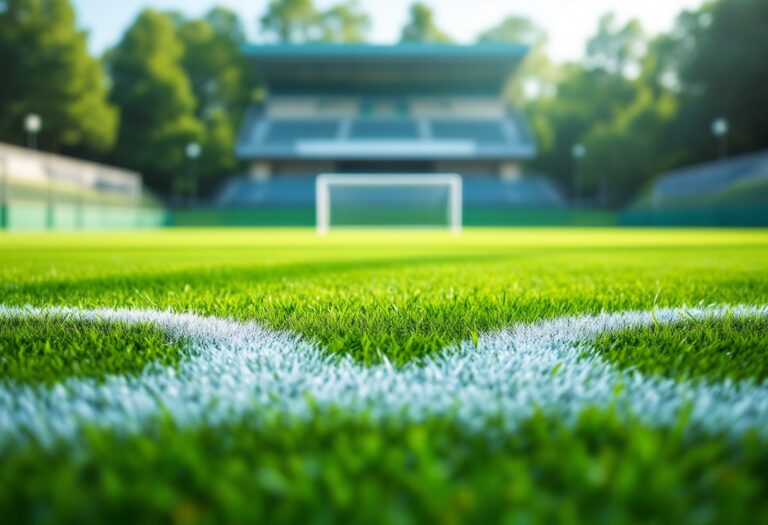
173;8;256;196
0;0;117;151
585;14;645;77
317;1;371;43
260;0;319;42
1;408;767;524
672;0;768;162
2;0;764;207
260;0;370;43
522;0;768;206
0;315;186;385
400;2;452;44
526;66;642;201
592;315;768;383
581;88;679;203
477;16;558;104
106;9;203;195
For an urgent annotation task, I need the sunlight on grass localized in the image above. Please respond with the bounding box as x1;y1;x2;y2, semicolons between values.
0;315;186;385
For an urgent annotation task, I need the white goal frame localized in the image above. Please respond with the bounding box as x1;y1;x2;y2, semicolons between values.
316;174;462;235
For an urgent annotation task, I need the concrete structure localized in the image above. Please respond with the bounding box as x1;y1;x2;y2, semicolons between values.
0;141;165;230
219;44;561;209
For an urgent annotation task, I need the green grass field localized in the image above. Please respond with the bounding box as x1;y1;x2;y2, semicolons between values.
1;228;768;524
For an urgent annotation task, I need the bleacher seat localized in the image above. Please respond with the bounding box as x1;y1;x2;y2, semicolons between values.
431;120;507;144
655;150;768;197
350;119;419;140
265;120;339;144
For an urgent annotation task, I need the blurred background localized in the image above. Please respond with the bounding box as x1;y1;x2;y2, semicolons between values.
0;0;766;230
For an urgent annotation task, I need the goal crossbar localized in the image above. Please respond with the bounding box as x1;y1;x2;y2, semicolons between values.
316;174;462;235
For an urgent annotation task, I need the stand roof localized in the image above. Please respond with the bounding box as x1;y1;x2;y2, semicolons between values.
243;43;529;96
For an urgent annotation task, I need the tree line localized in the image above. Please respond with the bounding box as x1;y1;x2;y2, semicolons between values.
0;0;765;205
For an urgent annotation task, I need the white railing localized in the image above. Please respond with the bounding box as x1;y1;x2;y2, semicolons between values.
0;141;142;205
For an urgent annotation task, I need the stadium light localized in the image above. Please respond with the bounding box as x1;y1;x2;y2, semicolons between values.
185;142;201;207
0;155;7;229
571;144;586;207
186;142;201;160
23;113;54;228
711;117;729;160
24;113;42;150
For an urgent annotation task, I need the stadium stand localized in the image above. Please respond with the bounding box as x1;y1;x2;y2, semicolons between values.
215;44;555;219
621;149;768;226
350;119;420;140
652;149;768;201
430;120;509;144
265;120;339;144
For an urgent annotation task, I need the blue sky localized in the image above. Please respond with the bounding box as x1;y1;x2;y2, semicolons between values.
73;0;704;62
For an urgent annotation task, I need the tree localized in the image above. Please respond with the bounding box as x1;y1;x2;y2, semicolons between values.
581;88;678;205
674;0;768;161
260;0;370;43
174;8;257;195
523;13;687;206
106;9;203;196
318;0;371;43
586;13;645;77
205;6;247;44
0;0;117;152
400;2;452;44
477;16;558;103
260;0;320;43
527;64;641;199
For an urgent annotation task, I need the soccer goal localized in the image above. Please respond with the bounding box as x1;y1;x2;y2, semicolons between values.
316;174;462;235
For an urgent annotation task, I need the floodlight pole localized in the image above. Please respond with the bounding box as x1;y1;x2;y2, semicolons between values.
0;155;7;230
45;163;54;230
24;113;41;151
450;177;462;235
135;174;143;228
316;176;330;236
711;118;729;161
651;178;660;212
185;142;201;208
24;114;53;228
571;144;586;208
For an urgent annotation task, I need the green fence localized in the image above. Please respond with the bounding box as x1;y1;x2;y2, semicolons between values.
0;203;169;231
13;204;764;229
170;207;618;227
620;207;768;227
171;207;316;227
465;208;617;226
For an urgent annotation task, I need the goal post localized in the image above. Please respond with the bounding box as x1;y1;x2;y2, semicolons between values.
316;174;462;235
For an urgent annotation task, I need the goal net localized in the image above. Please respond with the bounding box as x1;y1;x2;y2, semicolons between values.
316;174;462;234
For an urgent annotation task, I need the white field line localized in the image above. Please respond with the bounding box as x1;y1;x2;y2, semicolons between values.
0;304;767;448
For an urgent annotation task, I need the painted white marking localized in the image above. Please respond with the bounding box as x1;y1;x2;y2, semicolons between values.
0;304;767;448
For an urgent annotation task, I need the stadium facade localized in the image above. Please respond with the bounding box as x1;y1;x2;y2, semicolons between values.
217;44;563;209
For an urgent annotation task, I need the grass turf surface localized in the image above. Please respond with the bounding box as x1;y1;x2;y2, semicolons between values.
1;228;768;524
0;315;186;385
591;315;768;383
